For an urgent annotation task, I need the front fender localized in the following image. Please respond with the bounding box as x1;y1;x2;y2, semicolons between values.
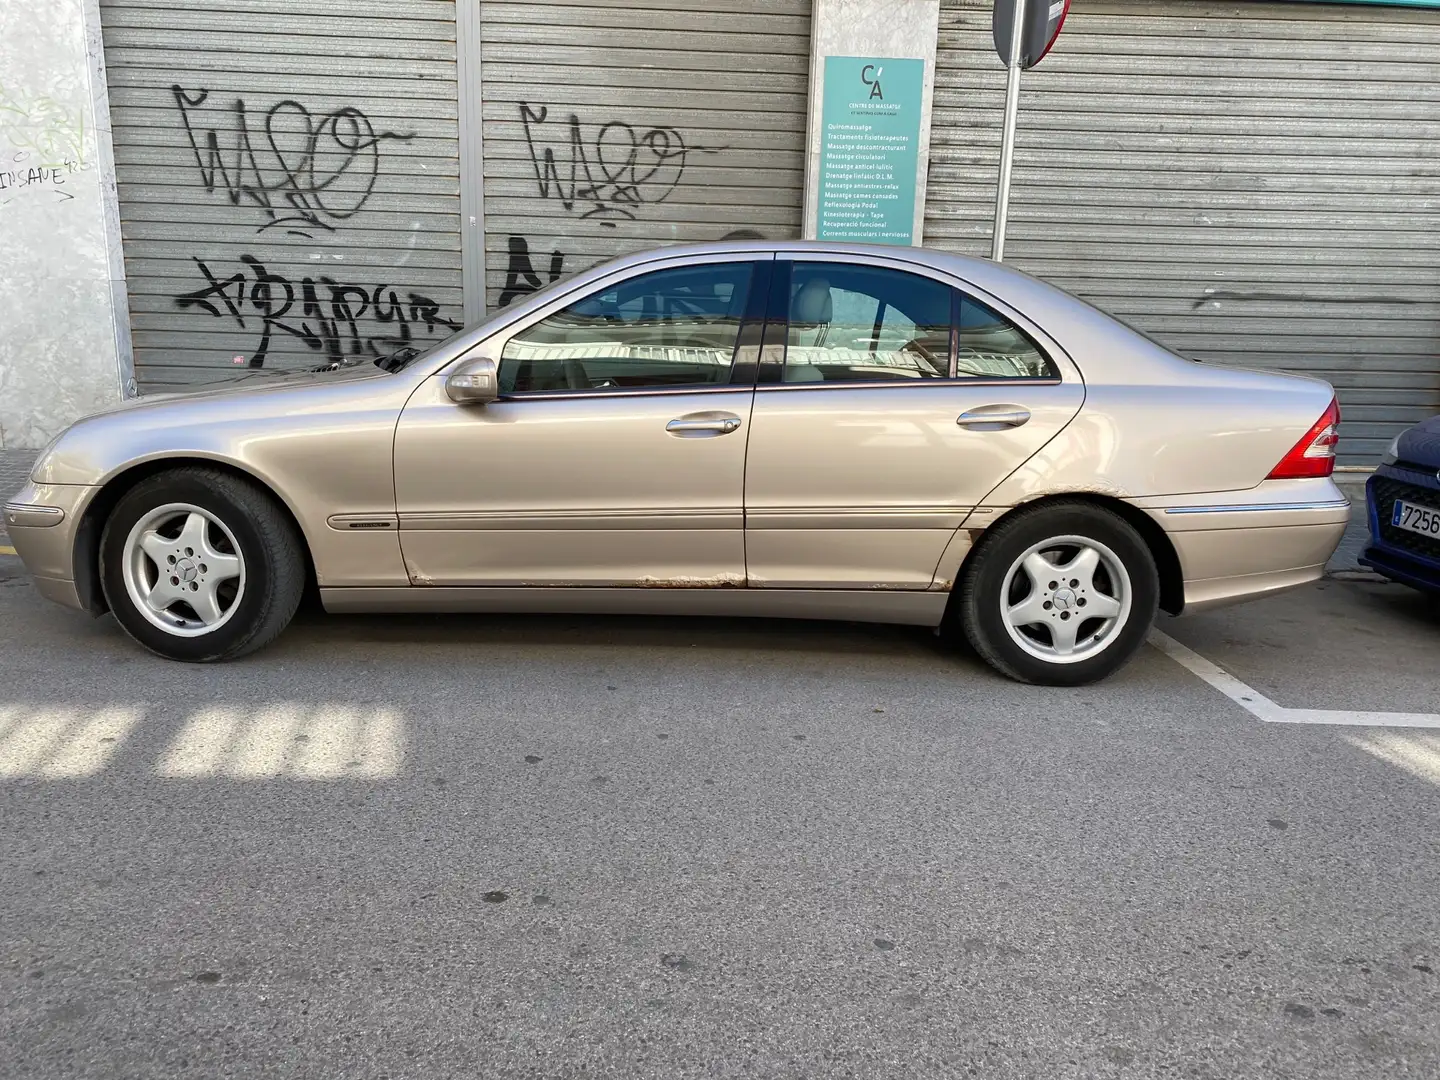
32;373;416;588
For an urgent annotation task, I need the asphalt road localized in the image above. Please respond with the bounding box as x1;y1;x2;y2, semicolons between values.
2;555;1438;1079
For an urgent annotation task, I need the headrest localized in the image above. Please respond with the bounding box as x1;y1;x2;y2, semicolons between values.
791;279;832;325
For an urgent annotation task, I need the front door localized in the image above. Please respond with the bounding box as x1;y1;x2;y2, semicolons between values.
393;258;766;586
743;256;1085;589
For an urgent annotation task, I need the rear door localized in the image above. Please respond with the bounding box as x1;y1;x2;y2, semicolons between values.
742;255;1085;589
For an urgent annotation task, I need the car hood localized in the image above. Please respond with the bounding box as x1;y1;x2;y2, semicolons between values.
28;362;405;488
93;363;387;416
1397;414;1440;469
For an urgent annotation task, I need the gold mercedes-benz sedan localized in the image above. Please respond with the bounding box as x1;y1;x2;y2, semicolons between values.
5;242;1349;684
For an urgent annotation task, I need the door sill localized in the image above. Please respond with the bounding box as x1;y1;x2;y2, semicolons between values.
319;586;948;626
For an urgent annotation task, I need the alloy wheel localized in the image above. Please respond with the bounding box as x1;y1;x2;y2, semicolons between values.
999;535;1132;664
121;503;246;637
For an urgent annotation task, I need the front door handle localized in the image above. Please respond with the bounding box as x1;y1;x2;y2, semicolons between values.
666;414;743;437
957;406;1031;430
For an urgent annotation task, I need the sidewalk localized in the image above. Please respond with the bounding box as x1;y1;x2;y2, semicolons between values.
1329;475;1372;574
0;448;33;495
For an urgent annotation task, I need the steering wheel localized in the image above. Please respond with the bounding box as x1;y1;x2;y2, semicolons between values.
900;338;947;377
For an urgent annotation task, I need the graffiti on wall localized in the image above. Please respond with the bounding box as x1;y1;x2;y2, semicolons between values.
519;103;718;226
160;86;764;359
176;255;460;368
0;83;86;164
0;155;81;206
497;228;767;309
499;235;566;308
495;101;769;308
172;85;414;239
164;85;460;369
0;83;88;210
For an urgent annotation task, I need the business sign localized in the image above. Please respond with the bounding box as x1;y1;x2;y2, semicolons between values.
816;56;925;245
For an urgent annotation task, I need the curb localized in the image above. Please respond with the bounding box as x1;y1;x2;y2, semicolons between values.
1327;569;1388;583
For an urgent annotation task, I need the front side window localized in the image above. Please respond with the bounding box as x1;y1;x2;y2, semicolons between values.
499;262;755;393
781;263;952;383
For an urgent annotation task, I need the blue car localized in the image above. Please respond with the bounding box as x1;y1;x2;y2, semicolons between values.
1361;415;1440;594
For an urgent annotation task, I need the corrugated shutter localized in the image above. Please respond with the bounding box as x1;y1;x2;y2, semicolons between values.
479;0;811;312
928;0;1440;465
99;0;463;389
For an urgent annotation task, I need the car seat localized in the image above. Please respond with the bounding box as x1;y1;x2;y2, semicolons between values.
785;278;831;382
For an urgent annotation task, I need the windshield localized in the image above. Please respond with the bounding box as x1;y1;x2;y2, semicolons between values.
372;333;461;373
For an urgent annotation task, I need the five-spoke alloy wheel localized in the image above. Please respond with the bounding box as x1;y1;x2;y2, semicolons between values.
122;504;246;636
960;501;1159;685
999;536;1132;665
100;468;306;662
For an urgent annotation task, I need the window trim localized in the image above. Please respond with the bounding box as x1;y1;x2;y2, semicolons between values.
753;376;1063;393
756;258;793;386
760;256;1063;391
477;254;773;401
949;288;960;380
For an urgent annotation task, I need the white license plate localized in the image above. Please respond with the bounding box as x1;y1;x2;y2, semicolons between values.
1393;499;1440;539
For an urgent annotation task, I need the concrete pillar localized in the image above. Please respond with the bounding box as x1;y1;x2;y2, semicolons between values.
804;0;941;246
0;0;133;450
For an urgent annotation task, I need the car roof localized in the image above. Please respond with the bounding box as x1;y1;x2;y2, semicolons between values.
608;239;1033;293
584;239;1081;325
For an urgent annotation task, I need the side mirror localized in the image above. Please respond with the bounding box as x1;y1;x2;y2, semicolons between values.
445;356;498;405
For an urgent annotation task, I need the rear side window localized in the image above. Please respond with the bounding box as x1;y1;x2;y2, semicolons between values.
776;262;1059;383
781;263;951;383
956;294;1058;379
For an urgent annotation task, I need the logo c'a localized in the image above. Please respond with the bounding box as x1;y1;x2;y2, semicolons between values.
861;64;884;101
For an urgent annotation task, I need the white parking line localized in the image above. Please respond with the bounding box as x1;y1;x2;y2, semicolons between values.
1344;731;1440;785
1148;630;1440;729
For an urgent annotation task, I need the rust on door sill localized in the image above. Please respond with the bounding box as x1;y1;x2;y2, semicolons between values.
635;575;745;588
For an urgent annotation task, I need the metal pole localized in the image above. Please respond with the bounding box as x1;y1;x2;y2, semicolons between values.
991;0;1027;261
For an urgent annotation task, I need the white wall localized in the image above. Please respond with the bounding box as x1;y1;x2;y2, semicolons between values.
804;0;941;244
0;0;131;450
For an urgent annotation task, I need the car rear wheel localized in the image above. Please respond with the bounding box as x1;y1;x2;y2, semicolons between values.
99;467;305;662
959;501;1159;686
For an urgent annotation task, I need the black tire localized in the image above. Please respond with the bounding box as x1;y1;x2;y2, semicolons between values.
958;501;1159;686
99;467;306;662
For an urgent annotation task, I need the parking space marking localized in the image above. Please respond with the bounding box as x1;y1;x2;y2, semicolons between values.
1149;630;1440;729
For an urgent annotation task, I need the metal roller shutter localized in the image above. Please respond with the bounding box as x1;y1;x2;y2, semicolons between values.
99;0;464;389
479;0;812;311
928;0;1440;465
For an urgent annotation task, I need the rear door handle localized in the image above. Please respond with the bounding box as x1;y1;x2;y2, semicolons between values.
957;406;1031;429
666;414;743;436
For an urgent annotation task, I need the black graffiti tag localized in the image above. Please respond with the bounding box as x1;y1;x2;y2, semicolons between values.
496;229;768;309
520;104;719;226
176;255;461;367
498;235;566;308
172;86;414;238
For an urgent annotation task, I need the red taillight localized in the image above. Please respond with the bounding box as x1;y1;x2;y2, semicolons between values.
1267;397;1341;480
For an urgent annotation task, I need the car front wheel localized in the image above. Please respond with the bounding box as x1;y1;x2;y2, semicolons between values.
99;467;305;662
959;501;1159;686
